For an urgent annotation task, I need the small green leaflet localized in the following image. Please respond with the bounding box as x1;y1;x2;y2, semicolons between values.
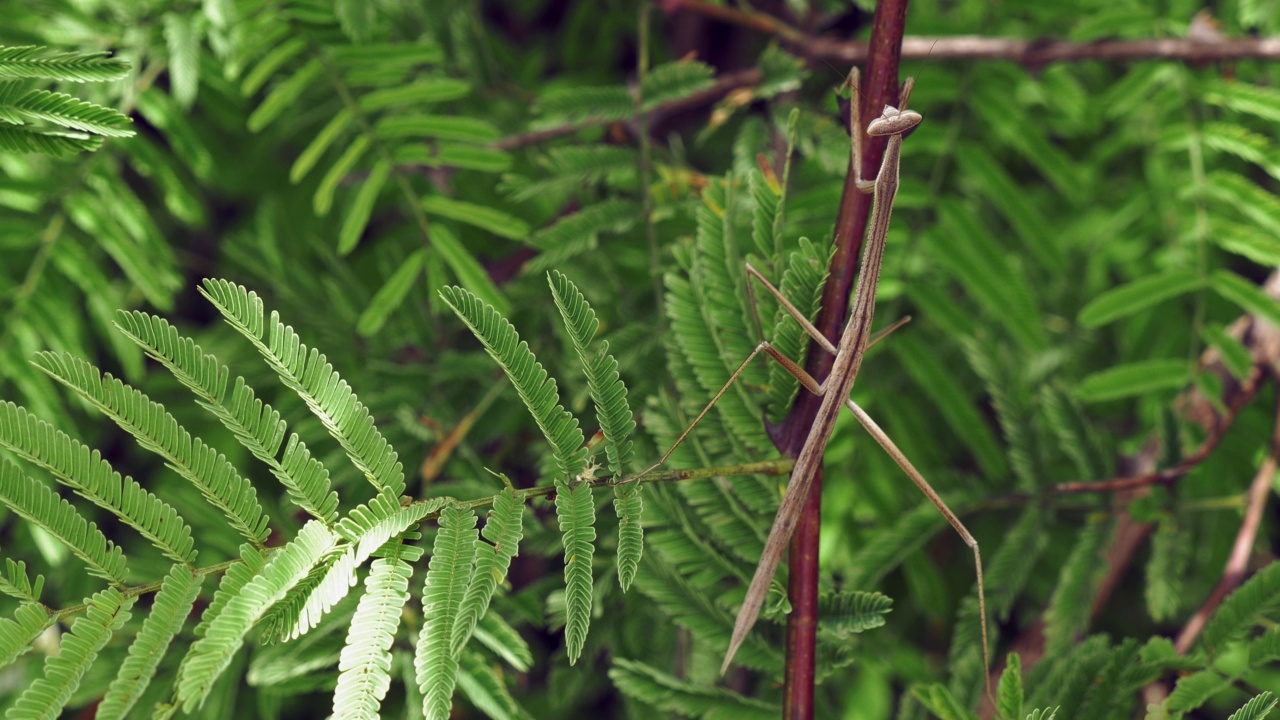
1210;270;1280;328
421;195;529;240
1077;269;1202;328
357;248;424;337
1076;360;1190;402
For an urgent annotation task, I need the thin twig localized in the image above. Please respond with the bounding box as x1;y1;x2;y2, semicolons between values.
1173;395;1280;654
1052;363;1264;494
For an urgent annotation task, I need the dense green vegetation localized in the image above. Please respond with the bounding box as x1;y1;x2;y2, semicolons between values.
3;1;1280;718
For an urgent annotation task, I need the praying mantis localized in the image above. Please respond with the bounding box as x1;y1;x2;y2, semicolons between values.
631;68;991;685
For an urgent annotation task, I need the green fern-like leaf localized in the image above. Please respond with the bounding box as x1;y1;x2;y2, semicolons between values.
1166;669;1232;713
113;310;340;524
817;591;892;637
96;565;202;720
199;279;406;497
0;124;102;155
0;88;134;137
456;648;529;720
524;200;639;272
31;351;270;545
0;459;128;585
547;271;643;591
176;522;336;711
1203;561;1280;651
415;505;478;720
438;285;587;484
1044;514;1111;657
1146;513;1191;622
912;683;979;720
0;46;130;82
557;484;596;665
0;401;197;563
191;544;265;640
764;237;826;425
0;603;54;668
1250;627;1280;665
997;653;1024;720
451;489;524;657
535;85;632;125
1230;692;1279;720
333;550;416;720
6;588;133;720
547;271;636;476
0;558;43;604
335;493;450;562
608;657;778;719
640;59;714;111
471;611;533;672
277;491;442;643
984;505;1049;621
1025;709;1058;720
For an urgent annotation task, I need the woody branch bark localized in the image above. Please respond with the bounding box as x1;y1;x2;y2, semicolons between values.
771;1;909;718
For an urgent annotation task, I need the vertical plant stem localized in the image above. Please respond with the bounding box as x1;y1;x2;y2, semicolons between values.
778;2;910;717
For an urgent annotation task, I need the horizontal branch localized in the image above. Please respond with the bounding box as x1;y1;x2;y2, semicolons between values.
663;0;1280;65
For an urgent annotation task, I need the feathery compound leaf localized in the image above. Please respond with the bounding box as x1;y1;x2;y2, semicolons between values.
1146;513;1191;622
557;484;596;665
0;401;196;563
2;87;133;135
2;89;134;137
96;565;202;720
535;85;632;124
30;351;270;544
6;588;133;720
0;46;130;82
1166;669;1232;712
177;522;335;711
1045;515;1111;657
451;489;524;657
997;653;1025;720
608;657;778;720
1025;709;1058;720
456;649;528;720
290;496;448;642
0;459;128;585
191;544;265;640
0;603;53;668
548;271;637;475
765;237;827;425
199;278;405;496
817;591;893;637
333;552;415;720
640;59;714;111
1230;692;1279;720
614;487;644;593
113;311;339;524
415;505;478;720
1203;561;1280;651
438;285;587;484
0;124;103;155
0;558;42;603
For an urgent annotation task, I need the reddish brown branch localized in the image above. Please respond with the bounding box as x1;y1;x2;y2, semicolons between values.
661;0;1280;65
775;2;909;718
